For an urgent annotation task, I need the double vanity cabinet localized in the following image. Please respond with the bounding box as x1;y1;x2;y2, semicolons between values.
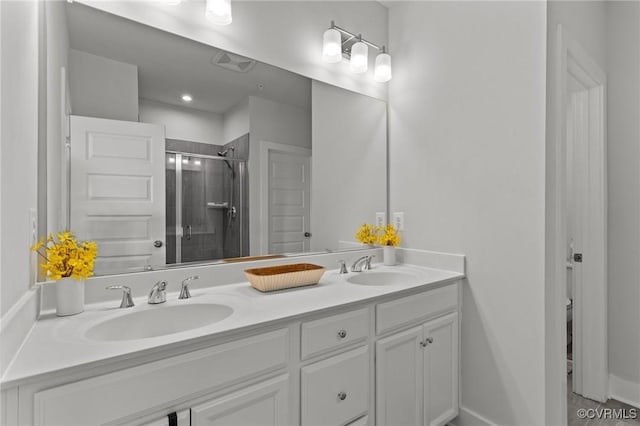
2;266;461;426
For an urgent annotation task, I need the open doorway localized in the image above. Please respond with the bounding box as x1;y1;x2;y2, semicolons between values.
554;24;609;422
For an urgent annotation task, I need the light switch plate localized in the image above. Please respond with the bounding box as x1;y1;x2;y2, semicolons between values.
29;208;38;286
375;212;386;227
393;212;405;231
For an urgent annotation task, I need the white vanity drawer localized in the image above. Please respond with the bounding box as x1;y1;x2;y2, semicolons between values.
376;283;458;335
33;328;289;426
301;346;369;426
301;307;369;360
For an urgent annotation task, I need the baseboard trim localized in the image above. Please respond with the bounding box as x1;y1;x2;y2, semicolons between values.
450;406;497;426
0;288;39;378
609;374;640;409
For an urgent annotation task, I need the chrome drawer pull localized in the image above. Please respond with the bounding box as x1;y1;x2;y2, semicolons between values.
337;329;347;339
338;391;347;401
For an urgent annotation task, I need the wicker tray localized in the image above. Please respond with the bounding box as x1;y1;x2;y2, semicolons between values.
245;263;325;292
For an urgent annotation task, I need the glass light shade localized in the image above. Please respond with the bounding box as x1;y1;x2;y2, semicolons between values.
374;52;392;82
323;29;342;63
206;0;232;25
350;41;368;74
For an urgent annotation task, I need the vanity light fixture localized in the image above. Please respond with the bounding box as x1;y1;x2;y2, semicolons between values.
322;21;392;82
206;0;232;25
181;94;193;102
350;38;368;74
374;47;392;83
165;0;183;5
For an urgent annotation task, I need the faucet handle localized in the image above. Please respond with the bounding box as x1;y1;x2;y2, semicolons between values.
364;255;375;270
179;276;199;299
106;285;134;308
337;260;348;274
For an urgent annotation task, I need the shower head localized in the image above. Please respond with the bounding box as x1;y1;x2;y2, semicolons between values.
218;147;235;157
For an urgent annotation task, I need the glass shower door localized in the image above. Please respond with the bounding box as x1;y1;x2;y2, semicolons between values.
166;152;245;264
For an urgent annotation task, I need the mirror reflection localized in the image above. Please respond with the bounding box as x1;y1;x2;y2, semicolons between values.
47;2;387;276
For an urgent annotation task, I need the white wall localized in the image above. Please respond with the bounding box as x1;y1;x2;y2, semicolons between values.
1;0;39;315
606;1;640;403
388;2;547;425
69;49;138;121
45;1;69;235
79;0;388;101
0;0;41;379
223;98;249;144
248;96;312;255
139;98;224;145
311;81;386;252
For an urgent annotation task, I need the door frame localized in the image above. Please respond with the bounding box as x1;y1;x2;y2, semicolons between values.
547;24;608;423
259;141;312;255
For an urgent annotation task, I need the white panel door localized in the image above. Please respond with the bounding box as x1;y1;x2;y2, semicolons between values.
190;375;289;426
376;326;423;426
423;313;459;426
70;115;165;274
268;150;311;254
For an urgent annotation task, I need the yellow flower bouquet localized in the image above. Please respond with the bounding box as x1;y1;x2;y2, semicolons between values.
355;223;379;246
377;224;401;247
31;231;98;280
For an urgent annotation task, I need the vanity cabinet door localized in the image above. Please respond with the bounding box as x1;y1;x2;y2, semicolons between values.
190;375;289;426
375;313;459;426
375;326;423;426
139;410;190;426
423;313;459;426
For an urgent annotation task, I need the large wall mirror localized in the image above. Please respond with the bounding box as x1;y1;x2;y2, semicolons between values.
44;2;387;277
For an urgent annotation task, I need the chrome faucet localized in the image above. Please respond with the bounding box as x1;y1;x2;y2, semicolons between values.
179;276;199;300
106;285;135;308
148;280;168;304
337;260;348;274
351;255;374;272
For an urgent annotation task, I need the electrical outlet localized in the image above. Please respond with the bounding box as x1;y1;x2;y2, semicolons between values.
375;212;386;227
393;212;405;231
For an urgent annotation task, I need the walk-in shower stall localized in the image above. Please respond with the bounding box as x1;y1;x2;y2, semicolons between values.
165;139;248;264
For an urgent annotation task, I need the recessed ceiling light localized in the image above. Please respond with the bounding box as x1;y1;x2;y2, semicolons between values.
181;94;193;102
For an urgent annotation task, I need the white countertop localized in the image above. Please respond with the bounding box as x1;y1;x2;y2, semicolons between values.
1;263;463;388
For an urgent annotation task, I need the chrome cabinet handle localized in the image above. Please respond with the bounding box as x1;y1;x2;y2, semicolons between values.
338;391;347;401
337;329;347;339
420;337;434;348
106;285;134;308
186;225;192;240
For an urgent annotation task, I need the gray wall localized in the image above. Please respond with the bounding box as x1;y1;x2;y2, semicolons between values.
606;1;640;394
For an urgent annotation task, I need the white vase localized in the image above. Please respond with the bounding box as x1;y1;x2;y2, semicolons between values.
383;246;397;266
56;277;84;316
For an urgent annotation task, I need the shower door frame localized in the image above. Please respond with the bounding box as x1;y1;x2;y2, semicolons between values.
168;150;246;264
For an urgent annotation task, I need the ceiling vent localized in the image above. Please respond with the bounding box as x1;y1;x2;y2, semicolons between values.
211;50;257;73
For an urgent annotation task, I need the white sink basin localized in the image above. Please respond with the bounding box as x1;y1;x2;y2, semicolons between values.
346;270;421;286
85;303;234;341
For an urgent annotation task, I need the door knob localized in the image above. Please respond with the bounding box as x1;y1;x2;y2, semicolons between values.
304;232;312;237
573;253;583;263
154;240;163;248
337;391;347;401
